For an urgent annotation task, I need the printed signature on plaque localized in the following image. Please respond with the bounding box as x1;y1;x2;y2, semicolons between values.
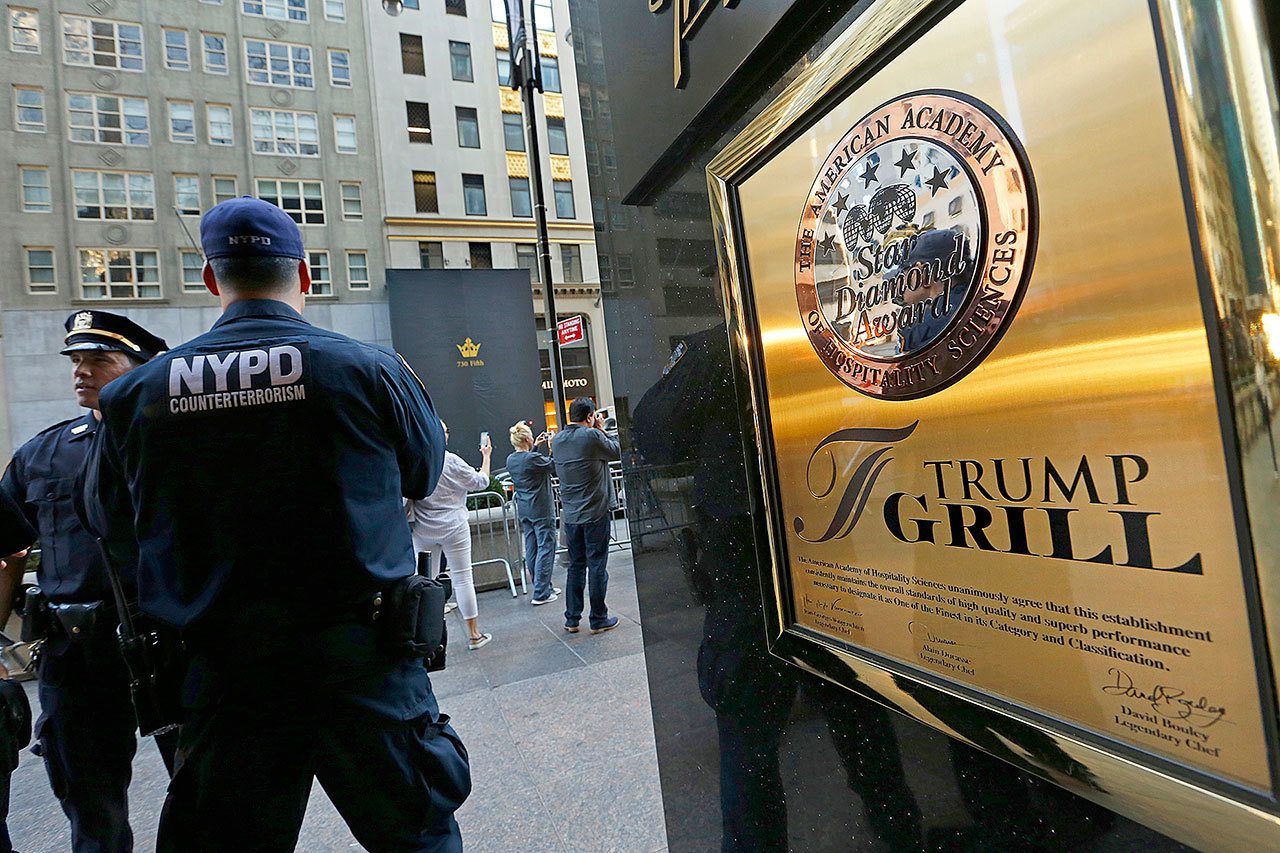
1101;667;1227;728
907;620;974;648
802;594;864;619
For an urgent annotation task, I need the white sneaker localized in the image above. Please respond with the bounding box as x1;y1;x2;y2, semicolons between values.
531;593;559;606
468;633;492;651
444;601;458;614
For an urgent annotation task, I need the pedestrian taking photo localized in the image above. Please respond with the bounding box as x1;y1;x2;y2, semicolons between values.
506;422;560;606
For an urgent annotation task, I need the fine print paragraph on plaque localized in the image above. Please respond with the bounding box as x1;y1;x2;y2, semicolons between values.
791;554;1246;774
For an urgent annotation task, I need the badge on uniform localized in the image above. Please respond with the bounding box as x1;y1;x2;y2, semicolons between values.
663;340;688;377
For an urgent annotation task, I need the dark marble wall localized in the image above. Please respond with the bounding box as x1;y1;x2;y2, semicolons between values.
566;2;1190;849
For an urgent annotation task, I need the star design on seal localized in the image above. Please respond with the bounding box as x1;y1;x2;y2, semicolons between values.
859;160;879;188
894;148;917;177
925;166;951;197
817;232;837;258
831;193;849;216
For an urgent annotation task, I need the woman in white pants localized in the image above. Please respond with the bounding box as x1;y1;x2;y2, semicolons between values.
408;421;494;650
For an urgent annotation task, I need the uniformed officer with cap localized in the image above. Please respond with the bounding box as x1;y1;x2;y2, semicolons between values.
82;197;470;852
0;310;174;852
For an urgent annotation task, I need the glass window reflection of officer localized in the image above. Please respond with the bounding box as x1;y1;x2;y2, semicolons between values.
83;198;470;852
0;310;174;852
633;326;923;852
891;227;971;355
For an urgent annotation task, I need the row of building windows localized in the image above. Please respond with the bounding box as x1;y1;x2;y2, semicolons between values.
168;0;555;26
583;137;618;176
416;239;582;283
382;0;557;26
205;1;354;25
19;241;602;300
394;100;567;155
410;170;575;219
398;35;482;83
596;252;635;290
591;197;636;233
18;167;365;224
493;48;561;92
19;162;574;225
21;246;369;298
12;88;361;154
7;10;354;90
487;0;554;28
399;35;563;93
7;1;353;52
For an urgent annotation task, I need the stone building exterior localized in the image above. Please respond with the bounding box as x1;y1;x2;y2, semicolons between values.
0;0;387;450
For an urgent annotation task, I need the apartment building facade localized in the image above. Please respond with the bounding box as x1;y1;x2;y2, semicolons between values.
0;0;386;451
368;0;611;428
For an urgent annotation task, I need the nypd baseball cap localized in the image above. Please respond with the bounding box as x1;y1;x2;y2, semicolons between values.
200;196;305;261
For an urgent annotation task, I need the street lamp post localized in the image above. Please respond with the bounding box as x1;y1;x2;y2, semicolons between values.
506;0;568;430
518;70;569;430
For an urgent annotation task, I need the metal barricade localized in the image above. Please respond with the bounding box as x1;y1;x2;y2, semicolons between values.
466;490;527;597
607;461;631;551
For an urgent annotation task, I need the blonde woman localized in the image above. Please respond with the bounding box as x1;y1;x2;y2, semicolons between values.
407;421;493;650
505;421;560;605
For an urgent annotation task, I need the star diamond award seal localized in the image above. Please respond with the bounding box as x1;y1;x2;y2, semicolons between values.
795;90;1037;399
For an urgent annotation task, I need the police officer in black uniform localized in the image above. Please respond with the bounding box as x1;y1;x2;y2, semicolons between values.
0;310;173;852
83;197;470;852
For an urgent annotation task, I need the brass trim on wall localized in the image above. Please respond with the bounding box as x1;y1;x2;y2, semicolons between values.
706;0;1280;847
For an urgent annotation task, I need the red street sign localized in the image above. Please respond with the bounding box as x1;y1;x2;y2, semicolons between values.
557;315;584;345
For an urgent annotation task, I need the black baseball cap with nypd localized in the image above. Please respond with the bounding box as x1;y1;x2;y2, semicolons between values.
200;196;305;260
61;310;168;361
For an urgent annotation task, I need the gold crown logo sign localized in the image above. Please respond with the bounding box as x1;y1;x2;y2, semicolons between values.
72;311;94;331
456;338;481;358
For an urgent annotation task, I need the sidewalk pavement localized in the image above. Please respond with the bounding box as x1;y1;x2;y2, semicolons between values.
7;546;666;853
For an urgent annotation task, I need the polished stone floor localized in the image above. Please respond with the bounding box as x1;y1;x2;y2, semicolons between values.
7;548;666;853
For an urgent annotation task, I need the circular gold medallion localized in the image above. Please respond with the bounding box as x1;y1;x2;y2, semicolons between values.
795;90;1037;399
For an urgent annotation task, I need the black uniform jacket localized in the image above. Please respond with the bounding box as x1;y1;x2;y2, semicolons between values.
83;299;446;635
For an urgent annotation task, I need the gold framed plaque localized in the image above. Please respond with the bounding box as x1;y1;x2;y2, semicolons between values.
707;0;1280;847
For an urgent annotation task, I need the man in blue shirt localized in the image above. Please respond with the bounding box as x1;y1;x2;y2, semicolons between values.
551;398;621;634
84;198;470;852
0;309;173;852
